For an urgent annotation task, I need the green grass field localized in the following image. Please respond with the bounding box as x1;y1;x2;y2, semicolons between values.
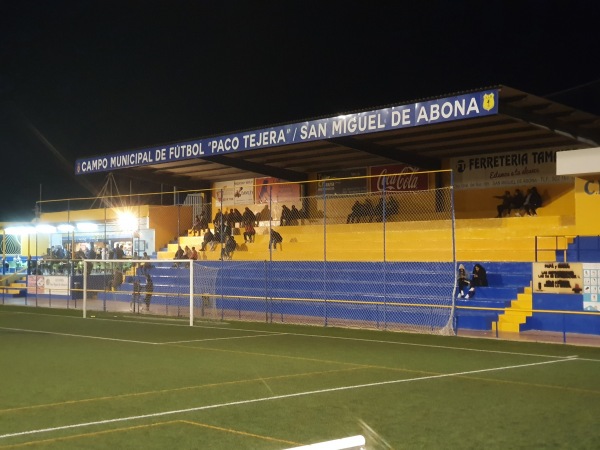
1;305;599;449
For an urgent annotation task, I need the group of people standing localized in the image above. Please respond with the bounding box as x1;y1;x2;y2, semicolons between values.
495;187;542;217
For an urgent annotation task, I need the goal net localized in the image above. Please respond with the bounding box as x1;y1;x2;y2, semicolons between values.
80;259;219;324
249;180;457;335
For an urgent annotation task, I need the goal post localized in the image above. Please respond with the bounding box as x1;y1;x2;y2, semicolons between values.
190;261;220;325
81;259;219;324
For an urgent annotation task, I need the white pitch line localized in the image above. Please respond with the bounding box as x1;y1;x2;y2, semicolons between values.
1;322;587;361
280;332;584;360
160;333;289;344
0;327;157;345
0;357;575;441
4;309;595;361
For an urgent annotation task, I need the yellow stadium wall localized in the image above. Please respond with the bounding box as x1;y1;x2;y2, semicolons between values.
20;234;50;258
149;205;192;250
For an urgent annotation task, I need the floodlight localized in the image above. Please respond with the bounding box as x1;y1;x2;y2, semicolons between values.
35;224;57;233
117;211;138;232
4;226;36;235
76;222;98;232
57;224;76;233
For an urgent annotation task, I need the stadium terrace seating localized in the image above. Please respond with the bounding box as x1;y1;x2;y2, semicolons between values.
158;214;576;263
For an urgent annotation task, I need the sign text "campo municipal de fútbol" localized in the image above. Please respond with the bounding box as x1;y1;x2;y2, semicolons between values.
76;90;498;174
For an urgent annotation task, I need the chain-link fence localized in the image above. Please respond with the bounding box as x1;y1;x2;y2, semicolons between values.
10;170;457;333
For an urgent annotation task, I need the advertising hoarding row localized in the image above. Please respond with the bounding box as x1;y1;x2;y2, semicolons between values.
210;164;429;206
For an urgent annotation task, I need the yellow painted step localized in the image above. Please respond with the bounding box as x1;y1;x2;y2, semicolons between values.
495;287;533;332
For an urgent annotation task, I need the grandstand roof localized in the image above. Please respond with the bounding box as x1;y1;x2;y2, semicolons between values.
86;86;600;189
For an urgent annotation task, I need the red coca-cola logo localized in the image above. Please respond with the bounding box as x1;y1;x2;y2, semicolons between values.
371;166;428;192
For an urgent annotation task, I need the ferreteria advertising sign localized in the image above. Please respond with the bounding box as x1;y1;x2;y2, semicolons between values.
75;89;499;174
451;149;573;190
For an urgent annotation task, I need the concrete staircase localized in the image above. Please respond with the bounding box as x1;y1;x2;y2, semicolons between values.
494;286;534;333
1;275;27;297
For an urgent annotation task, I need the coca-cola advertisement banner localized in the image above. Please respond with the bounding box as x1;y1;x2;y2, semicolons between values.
370;165;429;192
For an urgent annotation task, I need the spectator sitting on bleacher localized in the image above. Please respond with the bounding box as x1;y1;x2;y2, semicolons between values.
280;205;292;226
269;229;283;250
225;209;236;228
457;264;472;299
213;228;222;249
242;207;256;226
201;229;214;251
191;215;201;236
191;246;198;260
231;208;243;225
222;223;232;241
511;189;525;213
243;221;256;243
519;187;542;216
347;200;362;224
213;209;223;227
199;211;209;233
174;245;184;260
256;205;271;224
471;263;488;287
220;235;237;260
494;190;513;218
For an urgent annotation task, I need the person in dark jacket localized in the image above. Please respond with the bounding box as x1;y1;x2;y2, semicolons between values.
220;236;237;260
510;189;525;213
201;229;214;251
494;191;513;218
520;187;542;216
269;229;283;250
144;274;153;310
471;263;488;287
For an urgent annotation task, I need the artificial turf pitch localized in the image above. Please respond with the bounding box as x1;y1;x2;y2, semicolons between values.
1;305;599;449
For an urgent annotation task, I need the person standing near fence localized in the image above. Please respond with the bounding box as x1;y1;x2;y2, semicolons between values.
144;274;153;311
131;278;141;312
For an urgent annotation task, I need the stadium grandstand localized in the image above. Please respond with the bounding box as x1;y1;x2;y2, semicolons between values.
2;85;600;344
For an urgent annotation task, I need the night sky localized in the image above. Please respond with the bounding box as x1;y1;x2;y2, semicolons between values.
1;1;599;221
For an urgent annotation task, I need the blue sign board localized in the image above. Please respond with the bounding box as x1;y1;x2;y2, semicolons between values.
75;89;499;174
